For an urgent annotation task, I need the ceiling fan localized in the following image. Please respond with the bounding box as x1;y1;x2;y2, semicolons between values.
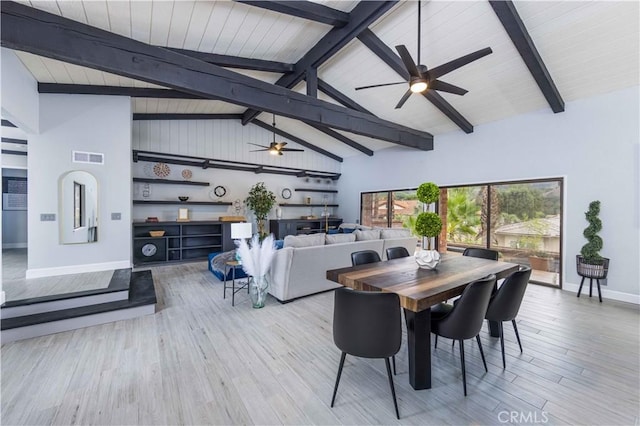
355;0;493;109
248;114;304;156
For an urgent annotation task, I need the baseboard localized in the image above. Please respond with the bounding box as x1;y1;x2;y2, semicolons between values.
25;260;132;279
563;281;640;305
2;243;27;249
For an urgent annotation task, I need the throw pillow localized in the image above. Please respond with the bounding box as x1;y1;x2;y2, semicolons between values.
325;233;356;245
380;228;412;239
284;233;326;248
354;229;381;241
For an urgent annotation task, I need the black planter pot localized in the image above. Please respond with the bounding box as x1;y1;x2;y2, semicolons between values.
576;255;609;279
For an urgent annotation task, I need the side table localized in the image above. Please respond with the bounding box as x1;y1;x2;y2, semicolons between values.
223;261;250;306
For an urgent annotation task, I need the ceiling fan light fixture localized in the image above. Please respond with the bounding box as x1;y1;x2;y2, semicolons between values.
410;78;428;93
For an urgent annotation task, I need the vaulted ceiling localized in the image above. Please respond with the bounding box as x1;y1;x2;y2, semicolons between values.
2;0;639;161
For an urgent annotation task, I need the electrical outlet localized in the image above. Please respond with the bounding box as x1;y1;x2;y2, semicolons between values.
111;212;122;220
40;213;56;221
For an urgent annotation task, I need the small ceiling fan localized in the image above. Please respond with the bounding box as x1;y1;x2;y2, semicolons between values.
248;114;304;156
355;0;492;109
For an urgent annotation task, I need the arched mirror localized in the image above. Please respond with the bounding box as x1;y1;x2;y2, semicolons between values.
59;171;98;244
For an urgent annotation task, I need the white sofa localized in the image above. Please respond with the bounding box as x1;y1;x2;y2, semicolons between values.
267;230;417;302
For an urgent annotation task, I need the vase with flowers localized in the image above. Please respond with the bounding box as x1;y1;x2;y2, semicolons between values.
236;234;277;308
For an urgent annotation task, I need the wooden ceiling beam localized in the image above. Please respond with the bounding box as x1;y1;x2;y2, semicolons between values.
357;29;474;134
133;114;242;121
317;79;374;115
241;1;397;125
2;2;432;150
235;1;350;27
306;124;373;156
38;83;202;99
489;1;564;113
164;47;294;73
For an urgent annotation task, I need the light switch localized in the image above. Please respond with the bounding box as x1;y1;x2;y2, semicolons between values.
40;213;56;221
111;212;122;220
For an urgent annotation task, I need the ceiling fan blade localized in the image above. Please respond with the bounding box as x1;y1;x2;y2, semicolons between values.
248;142;270;148
395;45;421;78
355;81;407;91
250;149;269;152
395;89;413;109
281;148;304;152
428;47;493;80
274;142;287;149
430;80;468;96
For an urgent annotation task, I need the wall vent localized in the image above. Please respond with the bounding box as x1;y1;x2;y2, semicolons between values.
72;151;104;165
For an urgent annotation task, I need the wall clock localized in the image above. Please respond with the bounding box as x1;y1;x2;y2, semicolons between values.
141;243;157;257
214;185;226;197
281;188;292;200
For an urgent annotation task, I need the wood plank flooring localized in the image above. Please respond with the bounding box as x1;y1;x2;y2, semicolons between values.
2;249;113;301
1;261;639;425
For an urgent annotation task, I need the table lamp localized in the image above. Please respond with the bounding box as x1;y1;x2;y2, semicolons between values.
231;222;253;263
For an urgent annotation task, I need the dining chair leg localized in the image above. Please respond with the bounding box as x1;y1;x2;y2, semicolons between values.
499;321;506;369
577;276;586;297
589;278;593;297
384;358;400;419
475;335;488;372
459;340;467;396
434;334;438;349
596;279;603;303
331;352;347;407
392;355;396;375
512;320;523;352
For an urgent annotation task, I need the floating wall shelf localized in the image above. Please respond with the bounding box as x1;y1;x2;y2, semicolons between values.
132;150;341;180
133;200;232;206
294;188;338;193
280;203;339;208
133;177;210;186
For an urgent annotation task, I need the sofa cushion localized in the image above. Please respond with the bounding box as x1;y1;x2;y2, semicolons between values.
325;233;356;245
380;228;412;239
354;229;381;241
284;233;326;248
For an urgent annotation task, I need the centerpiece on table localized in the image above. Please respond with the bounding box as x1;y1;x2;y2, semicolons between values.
236;234;277;308
414;182;443;269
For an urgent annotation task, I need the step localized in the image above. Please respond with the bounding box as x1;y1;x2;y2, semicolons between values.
1;269;131;319
1;270;156;343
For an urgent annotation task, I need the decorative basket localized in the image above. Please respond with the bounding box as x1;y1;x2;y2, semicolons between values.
149;230;165;237
576;255;609;279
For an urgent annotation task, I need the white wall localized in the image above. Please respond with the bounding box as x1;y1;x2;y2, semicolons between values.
337;87;640;302
27;94;132;278
1;48;39;133
132;120;340;227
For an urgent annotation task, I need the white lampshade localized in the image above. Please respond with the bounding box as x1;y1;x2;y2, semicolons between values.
231;222;253;239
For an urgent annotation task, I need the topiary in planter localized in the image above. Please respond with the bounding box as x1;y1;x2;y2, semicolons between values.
415;212;442;250
580;200;603;265
417;182;440;204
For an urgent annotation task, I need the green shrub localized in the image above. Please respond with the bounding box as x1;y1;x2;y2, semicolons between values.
416;182;440;204
580;200;603;264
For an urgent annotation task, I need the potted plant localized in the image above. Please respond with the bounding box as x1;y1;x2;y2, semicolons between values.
245;182;276;238
577;200;609;279
414;182;443;269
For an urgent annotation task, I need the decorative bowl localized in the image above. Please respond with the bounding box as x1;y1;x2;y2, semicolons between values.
178;196;189;202
415;250;441;270
149;230;165;237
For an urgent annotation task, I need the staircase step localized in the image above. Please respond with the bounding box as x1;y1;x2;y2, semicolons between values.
1;270;156;343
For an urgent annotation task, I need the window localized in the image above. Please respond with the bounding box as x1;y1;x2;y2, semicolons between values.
361;189;422;229
441;178;563;287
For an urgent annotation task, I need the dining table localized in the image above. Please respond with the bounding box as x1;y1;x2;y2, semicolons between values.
326;253;520;390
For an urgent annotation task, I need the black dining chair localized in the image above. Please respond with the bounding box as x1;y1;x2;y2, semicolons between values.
351;250;381;266
331;288;402;419
463;247;499;261
386;246;411;260
485;266;532;368
350;249;397;374
431;274;497;396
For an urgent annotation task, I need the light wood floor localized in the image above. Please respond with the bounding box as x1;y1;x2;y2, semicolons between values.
2;249;113;301
1;261;639;425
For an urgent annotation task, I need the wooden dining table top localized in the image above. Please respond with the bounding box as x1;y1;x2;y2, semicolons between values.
326;254;520;312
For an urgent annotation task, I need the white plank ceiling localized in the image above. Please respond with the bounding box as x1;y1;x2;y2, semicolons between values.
9;0;640;159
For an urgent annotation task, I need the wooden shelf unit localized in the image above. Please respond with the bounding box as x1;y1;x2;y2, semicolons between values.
269;218;343;239
133;221;234;265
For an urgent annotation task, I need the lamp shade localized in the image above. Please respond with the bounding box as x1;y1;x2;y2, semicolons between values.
231;222;253;239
